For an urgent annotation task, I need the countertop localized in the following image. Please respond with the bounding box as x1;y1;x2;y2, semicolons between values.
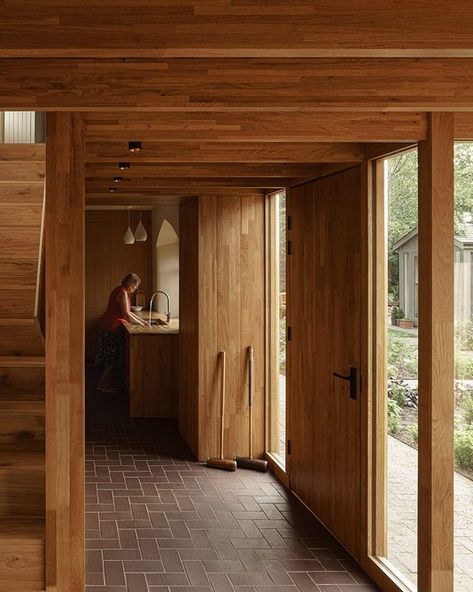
125;317;179;335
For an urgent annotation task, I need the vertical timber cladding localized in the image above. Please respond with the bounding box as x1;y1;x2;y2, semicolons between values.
196;194;265;462
418;113;455;592
45;113;85;592
287;167;362;559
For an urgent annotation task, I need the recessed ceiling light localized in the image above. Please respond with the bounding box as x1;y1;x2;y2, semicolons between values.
108;187;118;193
118;162;130;170
113;176;124;183
128;141;142;152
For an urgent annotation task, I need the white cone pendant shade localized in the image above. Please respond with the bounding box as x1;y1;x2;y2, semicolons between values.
135;211;148;242
124;210;135;244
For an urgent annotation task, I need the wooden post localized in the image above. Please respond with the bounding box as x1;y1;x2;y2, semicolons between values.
45;113;85;592
418;113;454;592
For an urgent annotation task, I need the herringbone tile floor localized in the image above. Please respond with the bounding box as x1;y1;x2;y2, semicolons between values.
85;370;379;592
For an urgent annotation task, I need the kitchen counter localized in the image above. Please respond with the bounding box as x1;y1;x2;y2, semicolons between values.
124;318;179;335
125;315;179;418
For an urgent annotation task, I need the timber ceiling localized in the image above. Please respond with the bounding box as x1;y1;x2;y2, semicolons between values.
2;1;473;205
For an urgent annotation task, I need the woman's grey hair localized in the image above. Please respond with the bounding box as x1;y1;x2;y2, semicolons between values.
121;273;141;288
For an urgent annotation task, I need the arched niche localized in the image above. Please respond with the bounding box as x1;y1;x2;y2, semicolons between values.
155;219;179;317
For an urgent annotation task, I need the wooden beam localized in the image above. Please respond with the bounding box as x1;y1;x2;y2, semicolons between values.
365;142;417;160
45;112;85;592
86;177;290;189
1;2;473;58
85;163;324;178
2;58;473;112
85;142;366;163
86;188;265;206
418;113;454;592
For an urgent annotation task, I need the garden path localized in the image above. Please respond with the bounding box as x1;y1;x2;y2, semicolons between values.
388;436;473;591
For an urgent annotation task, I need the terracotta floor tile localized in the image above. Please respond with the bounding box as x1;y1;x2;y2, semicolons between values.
85;371;380;592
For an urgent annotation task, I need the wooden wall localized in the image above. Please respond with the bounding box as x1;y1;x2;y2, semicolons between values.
85;210;152;361
179;195;265;461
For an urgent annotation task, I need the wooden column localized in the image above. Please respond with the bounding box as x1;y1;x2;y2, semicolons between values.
418;113;454;592
45;113;85;592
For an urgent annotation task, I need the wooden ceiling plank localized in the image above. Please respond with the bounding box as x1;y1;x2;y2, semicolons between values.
85;142;365;163
1;2;473;58
2;58;473;112
86;177;292;189
85;163;324;178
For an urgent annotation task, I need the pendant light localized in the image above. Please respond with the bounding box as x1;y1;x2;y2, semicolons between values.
134;210;148;242
123;209;135;245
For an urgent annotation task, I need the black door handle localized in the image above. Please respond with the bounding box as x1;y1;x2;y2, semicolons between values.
332;367;357;400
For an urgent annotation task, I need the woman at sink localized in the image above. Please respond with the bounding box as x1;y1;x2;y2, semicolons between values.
95;273;147;392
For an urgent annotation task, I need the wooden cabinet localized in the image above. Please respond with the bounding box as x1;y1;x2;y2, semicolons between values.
126;329;179;418
179;194;265;461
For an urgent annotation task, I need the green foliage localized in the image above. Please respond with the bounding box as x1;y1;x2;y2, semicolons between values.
387;399;402;434
455;356;473;380
454;429;473;470
388;143;473;298
455;321;473;351
387;333;418;379
462;392;473;426
390;382;407;407
409;424;419;444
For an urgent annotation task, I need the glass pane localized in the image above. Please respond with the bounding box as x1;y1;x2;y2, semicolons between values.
268;191;286;467
453;142;473;592
384;150;419;587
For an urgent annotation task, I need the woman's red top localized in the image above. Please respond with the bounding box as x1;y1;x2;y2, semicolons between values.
100;285;128;331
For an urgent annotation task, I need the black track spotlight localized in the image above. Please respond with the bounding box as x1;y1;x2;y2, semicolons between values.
128;141;142;152
108;186;118;193
118;162;130;170
113;176;124;183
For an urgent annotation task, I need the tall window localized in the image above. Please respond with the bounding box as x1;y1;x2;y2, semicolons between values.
267;191;286;468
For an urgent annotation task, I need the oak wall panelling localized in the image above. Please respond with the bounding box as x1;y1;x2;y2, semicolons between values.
85;210;152;361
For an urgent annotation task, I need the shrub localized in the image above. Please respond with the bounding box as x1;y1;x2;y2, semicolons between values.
388;399;402;434
388;336;418;380
409;424;418;443
454;429;473;470
455;320;473;351
462;393;473;426
455;356;473;380
390;382;407;407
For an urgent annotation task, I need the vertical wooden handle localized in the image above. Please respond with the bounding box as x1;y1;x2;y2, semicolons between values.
248;346;254;459
220;351;226;460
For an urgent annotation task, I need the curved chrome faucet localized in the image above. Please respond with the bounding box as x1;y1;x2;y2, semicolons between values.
149;290;171;325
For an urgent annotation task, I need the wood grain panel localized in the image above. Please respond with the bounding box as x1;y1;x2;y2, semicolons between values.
0;323;45;356
0;185;45;205
128;334;179;418
0;144;45;162
85;112;427;143
0;522;44;592
0;288;35;318
0;452;45;516
0;260;37;288
3;58;473;111
287;167;362;559
0;204;42;226
418;113;454;592
0;228;40;259
0;366;45;399
0;402;44;454
86;163;343;178
0;162;44;183
1;2;473;58
86;142;366;163
195;194;265;462
45;112;85;592
178;198;199;457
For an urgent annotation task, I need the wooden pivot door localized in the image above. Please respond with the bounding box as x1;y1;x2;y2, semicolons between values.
287;166;362;559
